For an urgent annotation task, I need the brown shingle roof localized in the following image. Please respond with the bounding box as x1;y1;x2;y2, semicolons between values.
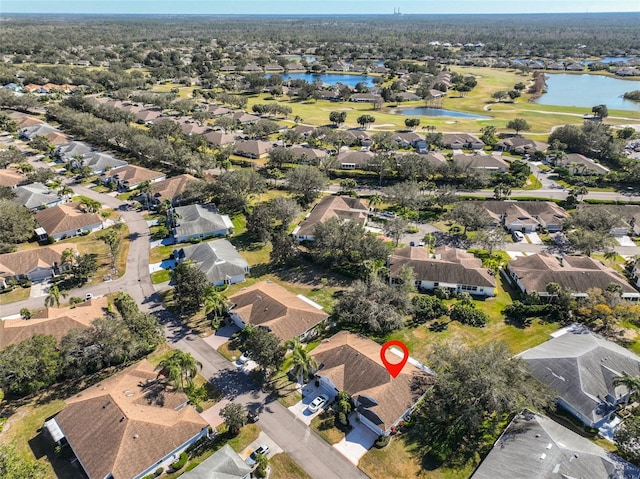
390;246;496;288
312;331;432;431
150;174;197;202
0;243;78;278
508;253;638;296
295;195;369;238
229;281;328;341
55;360;208;479
0;168;27;187
35;204;102;236
0;296;106;349
103;164;165;187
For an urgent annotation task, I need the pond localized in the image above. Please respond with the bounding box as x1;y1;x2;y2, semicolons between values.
391;107;492;119
534;74;640;111
277;73;375;87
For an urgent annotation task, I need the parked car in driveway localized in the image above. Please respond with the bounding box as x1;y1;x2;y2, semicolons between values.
512;231;525;242
307;394;328;413
245;445;270;466
247;408;259;423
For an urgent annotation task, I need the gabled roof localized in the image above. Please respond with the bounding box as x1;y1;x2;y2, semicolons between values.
229;280;328;341
0;168;27;187
82;151;127;172
0;296;106;349
390;246;496;288
13;182;60;210
442;133;482;146
204;130;236;146
55;360;208;479
35;203;102;235
0;243;78;280
289;145;328;161
451;153;509;170
508;253;638;296
180;444;252;479
175;239;248;284
481;200;568;227
336;149;374;166
150;174;197;202
471;409;640;479
519;329;640;426
295;195;369;238
56;141;93;159
235;140;272;157
103;164;165;187
173;203;233;238
560;153;610;175
312;331;432;431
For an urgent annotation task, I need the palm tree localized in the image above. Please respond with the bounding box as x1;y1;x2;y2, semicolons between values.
44;284;67;308
138;180;152;210
604;250;618;267
58;185;74;201
16;162;34;174
157;350;202;390
285;338;318;384
613;372;640;403
166;208;181;229
368;193;382;212
203;285;227;320
157;198;173;216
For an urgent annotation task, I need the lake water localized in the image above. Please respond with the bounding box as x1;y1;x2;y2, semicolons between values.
534;74;640;111
392;107;492;119
278;73;375;87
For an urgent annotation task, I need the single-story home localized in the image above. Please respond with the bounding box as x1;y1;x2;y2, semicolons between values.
55;141;93;161
289;145;329;164
389;246;497;297
575;204;640;237
471;409;640;479
556;153;610;175
481;200;568;233
13;182;66;211
150;174;198;206
228;280;328;343
451;153;509;173
442;133;484;150
0;243;78;287
507;253;640;301
204;130;236;147
79;151;127;174
231;112;260;124
234;140;273;159
180;444;251;479
292;195;369;241
336;150;374;169
0;297;108;349
102;164;166;191
311;331;433;436
173;239;249;286
495;137;549;154
35;203;103;241
171;203;233;243
46;360;209;479
0;168;28;187
518;327;640;429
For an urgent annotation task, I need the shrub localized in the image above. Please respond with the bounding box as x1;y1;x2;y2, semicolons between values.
449;302;488;327
337;412;349;427
375;435;390;448
170;452;188;470
69;297;84;307
154;467;164;476
142;475;154;479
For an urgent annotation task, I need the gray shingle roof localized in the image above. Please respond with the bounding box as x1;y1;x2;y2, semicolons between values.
13;182;60;210
174;239;248;284
519;329;640;426
173;204;233;239
471;409;640;479
180;444;251;479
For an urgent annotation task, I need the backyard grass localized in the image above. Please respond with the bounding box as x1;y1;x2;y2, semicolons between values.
522;174;542;190
0;286;31;305
270;452;313;479
359;433;478;479
310;410;345;445
226;424;260;453
150;270;171;284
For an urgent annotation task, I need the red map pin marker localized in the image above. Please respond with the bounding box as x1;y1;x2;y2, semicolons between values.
380;340;409;379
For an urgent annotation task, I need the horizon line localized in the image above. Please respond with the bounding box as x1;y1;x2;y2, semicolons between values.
2;11;639;16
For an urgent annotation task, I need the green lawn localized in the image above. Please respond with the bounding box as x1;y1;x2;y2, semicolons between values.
270;453;313;479
310;411;345;445
226;424;260;453
0;286;31;305
150;270;171;284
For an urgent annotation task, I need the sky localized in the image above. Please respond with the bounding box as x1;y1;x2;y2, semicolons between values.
2;0;639;15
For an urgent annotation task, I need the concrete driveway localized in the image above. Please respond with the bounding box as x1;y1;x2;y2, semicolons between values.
199;398;230;428
333;419;379;465
202;323;240;350
616;235;636;247
289;383;334;425
240;431;283;462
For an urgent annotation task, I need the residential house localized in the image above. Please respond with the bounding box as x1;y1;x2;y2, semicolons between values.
0;297;108;349
575;204;640;237
481;200;568;232
180;444;251;479
204;130;236;147
451;153;509;173
206;104;231;117
228;280;328;342
35;203;103;241
150;174;197;206
0;168;27;187
442;133;484;150
102;164;166;191
292;195;369;241
55;141;93;161
507;253;640;301
135;109;162;124
336;150;374;169
289;145;328;164
496;137;549;154
13;182;66;211
350;93;383;103
389;246;497;297
556;153;609;175
19;123;59;141
392;132;423;149
291;125;316;138
171;203;233;243
344;129;372;147
7;111;42;128
231;112;260;124
312;331;433;436
46;360;209;479
79;151;127;174
235;140;273;159
0;244;78;287
471;409;640;479
173;239;249;286
518;327;640;428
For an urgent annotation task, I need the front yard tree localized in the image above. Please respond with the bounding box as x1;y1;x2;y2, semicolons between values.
384;216;410;247
157;350;202;390
100;229;121;269
286;166;329;206
410;341;552;463
219;403;247;436
173;262;209;314
285;338;318;384
270;229;299;266
0;443;48;479
615;412;640;466
244;327;285;373
329;111;347;127
447;202;492;235
506;118;530;135
0;199;35;252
